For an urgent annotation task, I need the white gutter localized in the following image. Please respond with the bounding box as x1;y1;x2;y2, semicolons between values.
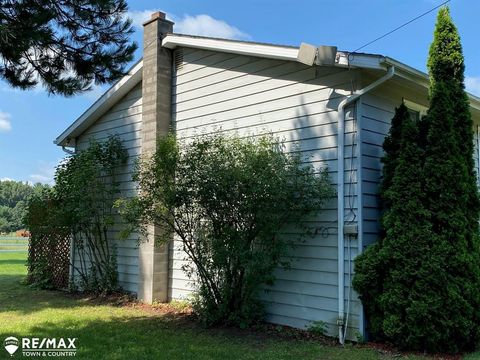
162;34;300;62
337;64;395;345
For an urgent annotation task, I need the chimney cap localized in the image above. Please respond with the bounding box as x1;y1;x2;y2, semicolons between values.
151;11;166;20
142;11;174;26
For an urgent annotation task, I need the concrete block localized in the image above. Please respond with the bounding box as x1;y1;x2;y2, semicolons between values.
138;13;174;305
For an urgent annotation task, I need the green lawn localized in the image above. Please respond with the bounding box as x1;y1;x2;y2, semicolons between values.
0;252;467;360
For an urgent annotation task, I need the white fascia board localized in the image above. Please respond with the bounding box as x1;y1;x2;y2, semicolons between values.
384;57;430;88
469;94;480;113
54;59;143;147
162;34;300;62
383;57;480;112
345;54;480;113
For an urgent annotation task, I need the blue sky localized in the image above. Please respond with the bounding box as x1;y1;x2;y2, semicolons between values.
1;0;479;184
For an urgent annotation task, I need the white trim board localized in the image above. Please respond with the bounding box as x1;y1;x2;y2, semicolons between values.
55;60;143;147
55;34;480;147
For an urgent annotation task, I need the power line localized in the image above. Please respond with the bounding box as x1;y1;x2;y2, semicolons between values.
353;0;452;53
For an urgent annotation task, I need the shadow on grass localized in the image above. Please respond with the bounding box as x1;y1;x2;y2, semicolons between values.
0;316;370;360
0;258;27;266
0;274;108;316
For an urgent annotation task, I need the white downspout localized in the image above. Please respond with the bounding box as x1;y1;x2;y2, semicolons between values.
337;64;395;344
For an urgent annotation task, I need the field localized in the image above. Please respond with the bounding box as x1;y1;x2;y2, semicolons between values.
0;235;28;251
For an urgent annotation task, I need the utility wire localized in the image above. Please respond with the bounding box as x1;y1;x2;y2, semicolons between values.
353;0;451;53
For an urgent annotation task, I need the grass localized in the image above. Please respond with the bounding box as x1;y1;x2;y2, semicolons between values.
0;252;463;360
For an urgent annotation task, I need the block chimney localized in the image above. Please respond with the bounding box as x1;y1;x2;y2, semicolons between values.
138;11;174;304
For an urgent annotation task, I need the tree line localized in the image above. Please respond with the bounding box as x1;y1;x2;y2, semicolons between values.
0;180;49;233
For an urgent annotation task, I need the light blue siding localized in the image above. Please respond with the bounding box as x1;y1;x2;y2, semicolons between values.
171;47;361;338
74;83;142;293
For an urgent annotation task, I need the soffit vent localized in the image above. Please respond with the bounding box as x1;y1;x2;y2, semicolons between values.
174;49;184;72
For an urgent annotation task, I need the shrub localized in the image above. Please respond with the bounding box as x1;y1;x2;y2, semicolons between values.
119;133;333;327
26;136;128;293
353;104;434;348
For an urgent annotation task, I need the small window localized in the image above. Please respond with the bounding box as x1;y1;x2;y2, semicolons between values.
407;109;420;122
404;99;428;121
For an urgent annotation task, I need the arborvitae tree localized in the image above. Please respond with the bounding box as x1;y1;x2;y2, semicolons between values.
427;7;480;242
420;7;480;352
379;104;407;210
353;104;431;346
355;8;480;353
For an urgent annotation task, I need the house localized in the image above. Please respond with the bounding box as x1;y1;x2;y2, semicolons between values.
54;12;480;341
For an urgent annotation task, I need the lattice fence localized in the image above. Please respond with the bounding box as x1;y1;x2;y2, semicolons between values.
28;232;71;290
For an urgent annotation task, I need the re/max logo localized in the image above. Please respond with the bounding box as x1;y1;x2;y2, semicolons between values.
22;338;76;349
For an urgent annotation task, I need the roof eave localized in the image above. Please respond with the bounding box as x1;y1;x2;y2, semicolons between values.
383;57;480;112
162;34;300;62
55;35;480;147
54;59;143;147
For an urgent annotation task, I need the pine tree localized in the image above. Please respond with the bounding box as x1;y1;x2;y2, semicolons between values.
0;1;136;96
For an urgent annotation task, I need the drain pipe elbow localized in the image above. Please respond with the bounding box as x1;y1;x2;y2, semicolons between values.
61;146;76;155
337;65;394;345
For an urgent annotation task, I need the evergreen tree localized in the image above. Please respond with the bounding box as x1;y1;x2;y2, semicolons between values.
0;1;136;96
354;8;480;352
420;7;480;352
380;104;407;211
353;104;431;346
427;7;480;241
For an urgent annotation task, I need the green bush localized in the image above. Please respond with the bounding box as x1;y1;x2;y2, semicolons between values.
26;136;128;293
353;8;480;353
119;133;333;327
27;257;54;290
353;104;434;349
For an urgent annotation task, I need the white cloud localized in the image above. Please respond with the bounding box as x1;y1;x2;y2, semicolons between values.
175;15;249;40
127;10;250;40
466;77;480;97
29;160;59;185
0;112;12;133
127;9;158;28
29;174;52;184
0;177;14;182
